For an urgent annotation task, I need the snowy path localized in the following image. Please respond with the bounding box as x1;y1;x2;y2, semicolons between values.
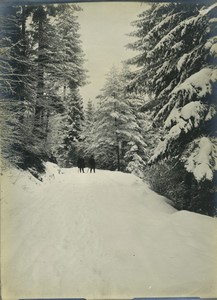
1;164;217;300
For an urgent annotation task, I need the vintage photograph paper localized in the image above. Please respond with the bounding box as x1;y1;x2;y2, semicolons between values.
1;1;217;300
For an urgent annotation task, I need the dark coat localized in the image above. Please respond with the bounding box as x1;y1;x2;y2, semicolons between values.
77;157;85;168
89;157;95;168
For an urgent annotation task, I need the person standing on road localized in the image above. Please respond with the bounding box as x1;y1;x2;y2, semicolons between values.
89;155;96;173
77;156;85;173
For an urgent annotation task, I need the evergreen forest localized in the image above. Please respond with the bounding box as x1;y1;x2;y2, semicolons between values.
1;2;217;216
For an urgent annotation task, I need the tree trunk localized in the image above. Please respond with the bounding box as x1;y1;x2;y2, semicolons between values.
114;100;120;171
34;14;45;137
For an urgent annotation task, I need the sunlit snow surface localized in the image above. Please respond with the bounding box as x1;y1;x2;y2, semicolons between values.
1;163;217;300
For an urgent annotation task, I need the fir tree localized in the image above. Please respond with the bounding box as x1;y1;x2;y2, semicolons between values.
78;99;95;158
85;99;95;125
0;4;87;172
45;5;87;166
128;3;217;214
0;6;43;172
85;66;147;172
28;5;86;165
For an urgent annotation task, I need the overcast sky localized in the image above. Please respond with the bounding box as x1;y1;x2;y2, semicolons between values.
76;2;149;105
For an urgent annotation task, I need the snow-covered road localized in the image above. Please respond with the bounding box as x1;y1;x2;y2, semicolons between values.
1;163;217;300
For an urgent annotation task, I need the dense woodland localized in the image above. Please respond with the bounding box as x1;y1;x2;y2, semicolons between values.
0;3;217;215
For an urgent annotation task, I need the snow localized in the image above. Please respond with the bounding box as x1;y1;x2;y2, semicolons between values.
210;43;217;57
205;36;217;53
146;3;217;62
181;101;206;124
172;68;217;99
153;67;217;125
164;107;180;128
110;111;120;119
177;53;188;71
142;13;180;45
209;18;217;23
156;101;216;164
167;118;186;139
171;40;183;51
164;102;208;137
149;139;168;163
200;3;217;16
156;61;170;76
1;163;217;300
146;14;201;59
205;104;216;121
182;137;216;181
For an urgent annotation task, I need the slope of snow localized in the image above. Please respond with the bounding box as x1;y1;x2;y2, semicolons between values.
1;163;217;300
